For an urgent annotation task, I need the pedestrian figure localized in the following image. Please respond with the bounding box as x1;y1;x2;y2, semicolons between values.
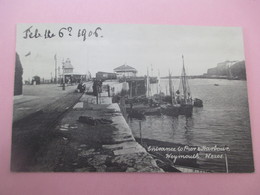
77;82;85;93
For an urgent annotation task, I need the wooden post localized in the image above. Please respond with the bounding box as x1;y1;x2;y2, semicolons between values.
96;85;99;104
139;121;142;145
225;153;229;173
135;81;138;96
121;96;126;118
99;91;101;104
107;85;110;97
130;81;132;98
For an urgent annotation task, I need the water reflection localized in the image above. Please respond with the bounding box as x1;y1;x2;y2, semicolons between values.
128;79;254;172
184;117;194;145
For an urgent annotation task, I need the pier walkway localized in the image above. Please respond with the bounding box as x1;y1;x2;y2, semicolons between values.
13;84;77;122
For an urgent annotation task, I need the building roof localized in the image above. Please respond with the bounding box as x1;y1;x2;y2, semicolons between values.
96;71;116;74
64;72;86;76
114;64;137;72
63;58;74;69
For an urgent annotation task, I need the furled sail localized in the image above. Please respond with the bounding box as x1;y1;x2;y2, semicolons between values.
169;70;175;105
146;67;151;98
178;55;191;104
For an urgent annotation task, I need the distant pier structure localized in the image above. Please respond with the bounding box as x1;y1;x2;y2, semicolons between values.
96;71;117;81
60;58;87;84
114;64;137;78
113;64;157;97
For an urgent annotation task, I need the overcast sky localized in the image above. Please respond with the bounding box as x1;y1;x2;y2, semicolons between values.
16;24;245;80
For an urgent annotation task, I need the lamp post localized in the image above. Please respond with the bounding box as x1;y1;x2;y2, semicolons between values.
58;66;60;84
62;64;65;90
54;54;57;84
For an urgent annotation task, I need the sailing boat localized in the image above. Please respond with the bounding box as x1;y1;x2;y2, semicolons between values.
161;70;180;117
143;67;162;115
127;66;160;117
176;55;193;116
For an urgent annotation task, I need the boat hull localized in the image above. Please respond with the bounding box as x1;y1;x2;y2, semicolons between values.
126;103;193;117
193;98;203;107
179;104;193;117
161;105;180;117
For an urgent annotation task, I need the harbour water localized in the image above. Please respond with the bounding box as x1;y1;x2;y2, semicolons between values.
128;78;254;172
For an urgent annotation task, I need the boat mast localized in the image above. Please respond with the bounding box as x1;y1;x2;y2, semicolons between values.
146;67;150;98
172;75;175;104
169;70;172;105
157;69;161;94
157;69;162;103
169;70;175;105
182;55;187;104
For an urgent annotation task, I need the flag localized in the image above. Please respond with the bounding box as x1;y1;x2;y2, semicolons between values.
25;51;31;57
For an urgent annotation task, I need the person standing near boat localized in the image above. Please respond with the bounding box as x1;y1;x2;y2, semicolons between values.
187;92;192;104
176;90;181;104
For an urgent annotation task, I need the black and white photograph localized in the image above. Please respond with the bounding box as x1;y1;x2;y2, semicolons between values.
11;23;254;173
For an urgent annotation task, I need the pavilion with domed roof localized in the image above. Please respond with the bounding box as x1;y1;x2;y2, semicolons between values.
59;58;87;84
113;64;137;78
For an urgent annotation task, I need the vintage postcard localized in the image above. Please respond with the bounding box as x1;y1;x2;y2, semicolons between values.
12;24;254;173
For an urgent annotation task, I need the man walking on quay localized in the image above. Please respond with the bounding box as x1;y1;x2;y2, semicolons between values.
93;79;103;96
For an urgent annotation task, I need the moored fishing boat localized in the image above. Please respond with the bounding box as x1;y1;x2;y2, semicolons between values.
126;67;161;118
193;98;203;107
160;70;180;117
126;55;202;118
177;55;193;116
162;55;194;117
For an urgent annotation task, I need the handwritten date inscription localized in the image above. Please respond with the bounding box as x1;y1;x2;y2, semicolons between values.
23;25;103;41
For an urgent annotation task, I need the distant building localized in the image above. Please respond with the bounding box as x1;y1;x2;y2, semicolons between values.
60;58;87;83
63;58;74;73
114;64;137;78
207;60;237;76
96;71;117;80
14;53;23;95
216;60;237;69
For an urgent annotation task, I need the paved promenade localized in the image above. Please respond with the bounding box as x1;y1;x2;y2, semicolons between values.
11;85;84;171
13;84;78;122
